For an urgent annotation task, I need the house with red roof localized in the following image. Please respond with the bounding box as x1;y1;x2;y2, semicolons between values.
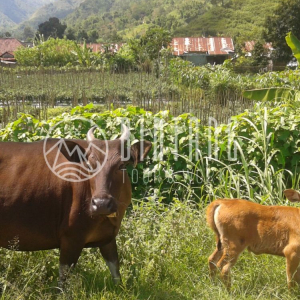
0;38;25;65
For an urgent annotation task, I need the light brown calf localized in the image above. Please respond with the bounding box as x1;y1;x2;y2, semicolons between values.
206;189;300;288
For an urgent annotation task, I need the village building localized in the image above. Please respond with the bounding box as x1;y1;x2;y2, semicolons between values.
171;37;235;66
0;38;25;65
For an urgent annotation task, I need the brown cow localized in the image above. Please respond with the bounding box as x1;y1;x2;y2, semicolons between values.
0;125;151;286
206;190;300;289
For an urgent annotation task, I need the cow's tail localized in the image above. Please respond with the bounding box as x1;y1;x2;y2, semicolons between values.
206;201;222;251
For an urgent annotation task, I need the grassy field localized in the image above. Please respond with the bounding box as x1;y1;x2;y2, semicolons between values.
0;199;298;300
0;102;299;299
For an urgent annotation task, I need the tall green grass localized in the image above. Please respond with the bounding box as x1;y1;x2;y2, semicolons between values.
0;200;299;299
166;107;300;206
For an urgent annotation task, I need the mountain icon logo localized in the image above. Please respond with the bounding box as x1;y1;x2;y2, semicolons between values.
43;118;108;182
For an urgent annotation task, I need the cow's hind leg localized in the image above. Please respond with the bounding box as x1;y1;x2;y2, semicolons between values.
208;246;223;278
59;238;84;287
284;244;300;289
99;238;121;285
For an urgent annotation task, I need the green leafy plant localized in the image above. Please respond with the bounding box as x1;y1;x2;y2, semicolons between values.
286;32;300;64
243;32;300;102
1;103;299;204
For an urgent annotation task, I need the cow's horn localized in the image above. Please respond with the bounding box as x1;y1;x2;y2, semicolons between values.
87;126;96;142
120;124;130;141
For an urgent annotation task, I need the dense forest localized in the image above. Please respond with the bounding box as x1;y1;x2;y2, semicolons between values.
64;0;281;43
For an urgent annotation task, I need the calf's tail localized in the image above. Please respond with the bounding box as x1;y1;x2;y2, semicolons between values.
206;201;222;251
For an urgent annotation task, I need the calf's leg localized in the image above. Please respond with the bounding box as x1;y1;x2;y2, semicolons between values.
216;240;244;289
99;238;121;285
284;244;300;288
208;247;223;278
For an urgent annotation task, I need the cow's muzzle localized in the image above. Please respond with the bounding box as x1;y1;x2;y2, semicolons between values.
91;196;117;215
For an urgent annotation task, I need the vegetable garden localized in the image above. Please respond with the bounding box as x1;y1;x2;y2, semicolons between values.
0;62;254;126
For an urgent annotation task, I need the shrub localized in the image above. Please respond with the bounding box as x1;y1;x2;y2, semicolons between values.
1;103;299;204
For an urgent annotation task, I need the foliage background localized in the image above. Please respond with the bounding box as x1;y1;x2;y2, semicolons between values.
1;102;300;205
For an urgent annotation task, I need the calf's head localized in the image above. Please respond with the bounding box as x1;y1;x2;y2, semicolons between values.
284;189;300;202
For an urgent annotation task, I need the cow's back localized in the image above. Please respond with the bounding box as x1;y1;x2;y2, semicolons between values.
0;141;73;250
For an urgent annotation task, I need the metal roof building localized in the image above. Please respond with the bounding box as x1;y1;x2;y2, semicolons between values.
171;37;235;65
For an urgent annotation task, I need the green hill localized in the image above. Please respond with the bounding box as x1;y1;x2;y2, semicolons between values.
174;0;281;43
7;0;282;44
63;0;281;43
64;0;212;40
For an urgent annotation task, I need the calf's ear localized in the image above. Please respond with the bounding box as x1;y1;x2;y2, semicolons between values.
130;141;152;167
284;189;300;202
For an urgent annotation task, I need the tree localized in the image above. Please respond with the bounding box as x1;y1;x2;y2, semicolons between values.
66;28;76;41
210;0;228;7
89;30;99;43
38;17;67;39
251;41;269;67
264;0;300;62
23;26;35;41
106;31;122;43
127;27;172;74
139;27;172;61
77;29;89;42
14;38;78;67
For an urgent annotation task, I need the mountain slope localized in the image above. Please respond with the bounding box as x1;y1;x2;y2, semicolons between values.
0;0;55;25
63;0;281;42
0;11;17;30
17;0;85;31
65;0;210;40
6;0;282;44
174;0;281;43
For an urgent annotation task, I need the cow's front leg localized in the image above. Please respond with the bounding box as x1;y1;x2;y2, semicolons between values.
99;238;121;285
59;238;84;286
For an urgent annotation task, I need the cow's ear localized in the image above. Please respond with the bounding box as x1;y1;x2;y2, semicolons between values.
284;189;300;202
130;141;152;167
59;140;86;163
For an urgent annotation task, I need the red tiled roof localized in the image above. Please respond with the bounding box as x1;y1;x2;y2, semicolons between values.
0;38;24;56
171;37;234;56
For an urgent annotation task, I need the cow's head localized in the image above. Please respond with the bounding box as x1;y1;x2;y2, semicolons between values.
83;125;152;216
